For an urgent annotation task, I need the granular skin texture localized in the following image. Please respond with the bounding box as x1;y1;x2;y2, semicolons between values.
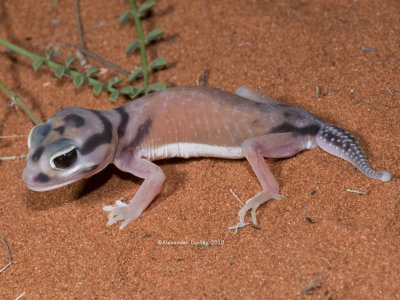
0;0;398;298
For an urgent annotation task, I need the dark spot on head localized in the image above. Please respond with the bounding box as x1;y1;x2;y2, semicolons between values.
283;111;292;118
64;114;85;128
269;122;320;136
39;124;51;137
115;106;129;138
53;126;65;135
29;124;51;148
80;111;113;155
32;146;45;162
35;173;50;183
129;118;152;148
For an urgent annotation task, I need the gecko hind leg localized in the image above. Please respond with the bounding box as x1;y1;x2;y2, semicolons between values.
235;86;280;105
239;132;310;224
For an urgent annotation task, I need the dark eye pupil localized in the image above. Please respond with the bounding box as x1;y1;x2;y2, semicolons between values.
53;149;77;169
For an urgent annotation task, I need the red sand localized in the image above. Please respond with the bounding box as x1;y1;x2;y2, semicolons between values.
0;0;399;298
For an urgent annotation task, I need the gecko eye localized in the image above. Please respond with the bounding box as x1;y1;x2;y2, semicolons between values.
50;146;78;169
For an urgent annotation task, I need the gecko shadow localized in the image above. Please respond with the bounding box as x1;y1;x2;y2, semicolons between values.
24;158;188;211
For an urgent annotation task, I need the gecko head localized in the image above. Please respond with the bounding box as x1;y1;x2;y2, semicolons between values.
23;107;118;191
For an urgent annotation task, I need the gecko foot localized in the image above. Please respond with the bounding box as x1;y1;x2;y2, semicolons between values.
103;199;139;230
238;191;284;225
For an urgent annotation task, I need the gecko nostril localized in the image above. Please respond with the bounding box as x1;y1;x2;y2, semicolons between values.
34;173;50;183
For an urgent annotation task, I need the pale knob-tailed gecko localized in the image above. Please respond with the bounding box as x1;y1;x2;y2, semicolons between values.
23;86;391;229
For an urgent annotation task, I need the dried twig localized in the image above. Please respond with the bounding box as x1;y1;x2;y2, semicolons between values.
315;86;321;98
385;86;394;96
227;189;251;232
304;278;322;294
15;292;26;300
346;188;367;195
196;69;208;86
73;0;130;76
0;134;27;139
360;46;378;52
0;238;12;273
229;189;245;206
80;48;130;76
227;222;251;232
0;154;26;161
75;0;85;49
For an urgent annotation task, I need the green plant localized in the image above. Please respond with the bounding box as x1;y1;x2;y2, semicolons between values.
0;0;168;122
0;38;122;102
0;79;40;124
120;0;167;97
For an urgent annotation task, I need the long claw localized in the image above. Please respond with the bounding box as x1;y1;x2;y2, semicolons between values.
251;208;258;225
119;220;129;230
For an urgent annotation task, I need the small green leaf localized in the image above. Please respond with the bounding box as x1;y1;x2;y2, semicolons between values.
45;50;53;60
73;74;85;88
138;0;155;14
33;58;46;71
145;28;163;42
54;66;65;79
110;90;119;102
128;69;142;82
148;57;167;70
120;86;144;99
87;66;99;77
148;83;166;92
65;56;76;68
129;87;144;99
119;10;132;25
120;86;134;95
109;76;122;87
93;82;103;96
126;40;140;55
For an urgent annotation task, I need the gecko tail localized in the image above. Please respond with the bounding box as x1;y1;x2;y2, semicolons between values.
316;124;391;182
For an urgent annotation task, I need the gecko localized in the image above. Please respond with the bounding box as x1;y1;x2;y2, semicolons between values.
23;86;392;229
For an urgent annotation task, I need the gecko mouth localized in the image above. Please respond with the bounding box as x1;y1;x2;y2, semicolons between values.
23;175;81;192
23;163;103;192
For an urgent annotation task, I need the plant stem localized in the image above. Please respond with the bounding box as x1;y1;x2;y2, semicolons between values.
79;48;130;76
0;79;41;125
73;1;129;76
0;37;119;94
74;0;85;49
129;0;149;94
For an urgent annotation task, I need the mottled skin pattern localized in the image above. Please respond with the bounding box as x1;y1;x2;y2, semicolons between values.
23;86;391;230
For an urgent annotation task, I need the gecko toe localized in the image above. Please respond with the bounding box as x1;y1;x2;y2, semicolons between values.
119;220;130;230
103;205;115;212
115;199;128;206
107;214;124;225
251;208;258;225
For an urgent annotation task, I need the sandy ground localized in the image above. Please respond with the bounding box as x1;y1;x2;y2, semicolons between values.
0;0;399;298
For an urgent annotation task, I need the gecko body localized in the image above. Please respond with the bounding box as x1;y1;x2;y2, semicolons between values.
23;86;391;229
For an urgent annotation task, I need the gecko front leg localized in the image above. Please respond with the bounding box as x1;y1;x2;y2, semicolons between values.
103;156;166;230
239;132;313;225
